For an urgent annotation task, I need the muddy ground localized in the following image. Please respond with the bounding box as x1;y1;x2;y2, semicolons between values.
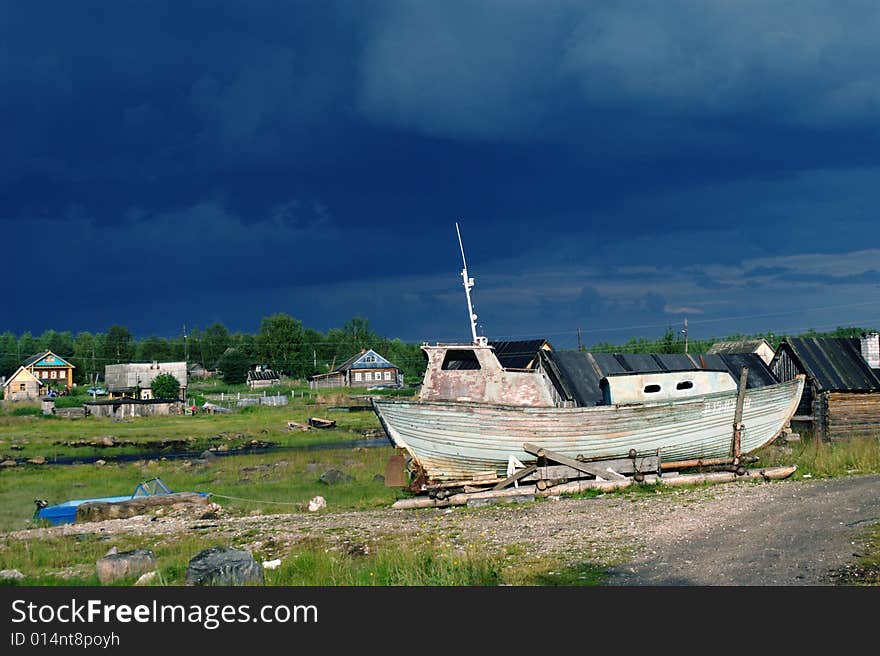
8;473;880;585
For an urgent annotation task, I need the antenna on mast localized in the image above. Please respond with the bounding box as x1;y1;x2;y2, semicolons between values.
456;222;485;346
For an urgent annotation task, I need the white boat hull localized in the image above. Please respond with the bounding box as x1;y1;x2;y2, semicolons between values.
373;375;804;481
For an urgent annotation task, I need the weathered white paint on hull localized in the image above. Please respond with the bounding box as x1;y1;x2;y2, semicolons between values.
373;375;804;481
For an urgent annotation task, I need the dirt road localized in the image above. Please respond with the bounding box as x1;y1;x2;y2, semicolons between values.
9;473;880;586
607;473;880;585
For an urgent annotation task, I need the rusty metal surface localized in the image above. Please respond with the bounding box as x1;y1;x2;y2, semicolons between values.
419;344;554;407
373;375;805;482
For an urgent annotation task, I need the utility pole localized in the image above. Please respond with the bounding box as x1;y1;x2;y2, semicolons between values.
681;317;689;354
577;327;583;352
183;324;188;363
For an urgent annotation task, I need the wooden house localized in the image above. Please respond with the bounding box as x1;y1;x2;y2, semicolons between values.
247;365;280;389
23;350;75;392
707;338;775;366
770;335;880;439
2;366;45;401
105;361;188;400
308;349;402;389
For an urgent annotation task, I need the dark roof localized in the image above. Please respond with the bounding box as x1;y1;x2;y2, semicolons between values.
774;338;880;392
540;350;778;406
707;339;772;355
490;339;550;369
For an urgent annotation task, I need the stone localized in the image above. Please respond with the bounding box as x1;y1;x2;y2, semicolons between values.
200;450;218;460
96;549;157;584
0;460;17;467
262;559;282;570
27;456;47;465
318;469;353;485
101;436;116;447
94;459;106;467
372;474;385;484
0;569;25;582
307;496;326;512
185;547;264;586
134;571;158;586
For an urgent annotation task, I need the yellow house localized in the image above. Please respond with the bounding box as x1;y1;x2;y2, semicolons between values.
2;366;45;401
23;350;75;392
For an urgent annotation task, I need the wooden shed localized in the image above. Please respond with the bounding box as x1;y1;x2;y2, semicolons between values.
770;336;880;440
707;338;775;366
2;366;44;401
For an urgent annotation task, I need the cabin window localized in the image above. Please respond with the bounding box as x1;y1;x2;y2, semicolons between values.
441;350;481;370
364;355;375;363
354;372;362;381
41;371;48;379
19;383;25;392
383;371;391;380
365;372;372;381
59;370;66;379
51;371;57;379
643;384;661;393
676;381;693;390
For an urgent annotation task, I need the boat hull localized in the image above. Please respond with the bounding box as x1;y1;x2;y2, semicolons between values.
372;375;804;482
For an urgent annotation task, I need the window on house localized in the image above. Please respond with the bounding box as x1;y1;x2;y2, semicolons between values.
41;371;48;379
59;370;66;379
19;383;25;392
354;372;362;381
364;371;372;380
51;371;57;379
384;371;391;380
364;355;375;363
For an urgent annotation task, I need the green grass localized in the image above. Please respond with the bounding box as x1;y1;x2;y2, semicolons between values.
0;530;611;586
756;434;880;479
0;446;406;533
0;391;395;460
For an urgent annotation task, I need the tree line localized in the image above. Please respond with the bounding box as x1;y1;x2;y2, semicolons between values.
0;315;427;385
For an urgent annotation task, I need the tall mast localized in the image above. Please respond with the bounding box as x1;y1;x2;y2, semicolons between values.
456;222;482;345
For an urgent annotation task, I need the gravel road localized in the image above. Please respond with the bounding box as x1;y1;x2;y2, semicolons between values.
9;473;880;586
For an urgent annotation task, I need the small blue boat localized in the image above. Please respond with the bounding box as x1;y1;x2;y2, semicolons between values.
34;477;182;525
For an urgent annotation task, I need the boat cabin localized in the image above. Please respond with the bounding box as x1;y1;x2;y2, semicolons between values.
419;342;555;407
600;370;737;405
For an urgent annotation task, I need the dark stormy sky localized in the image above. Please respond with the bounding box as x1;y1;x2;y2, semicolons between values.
4;1;880;349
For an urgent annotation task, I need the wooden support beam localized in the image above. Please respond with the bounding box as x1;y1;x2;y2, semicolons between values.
732;367;749;464
522;443;619;480
493;465;538;490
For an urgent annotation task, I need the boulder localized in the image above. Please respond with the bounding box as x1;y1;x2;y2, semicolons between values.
1;460;18;468
96;549;157;584
27;456;47;465
307;496;326;512
134;571;158;586
318;469;353;485
185;547;263;586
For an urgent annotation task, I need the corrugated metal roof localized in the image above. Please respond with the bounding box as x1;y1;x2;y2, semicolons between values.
541;350;778;406
707;339;770;355
776;338;880;392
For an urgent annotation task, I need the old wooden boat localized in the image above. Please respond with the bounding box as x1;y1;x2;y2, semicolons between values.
371;225;805;485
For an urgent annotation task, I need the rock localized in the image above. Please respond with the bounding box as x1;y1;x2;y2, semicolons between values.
216;444;229;452
0;460;17;467
307;496;326;512
262;559;282;570
27;456;47;465
185;547;264;586
318;469;353;485
372;474;385;484
101;436;116;447
105;546;118;556
0;569;25;582
96;549;157;584
94;459;106;467
200;450;218;460
134;571;158;586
